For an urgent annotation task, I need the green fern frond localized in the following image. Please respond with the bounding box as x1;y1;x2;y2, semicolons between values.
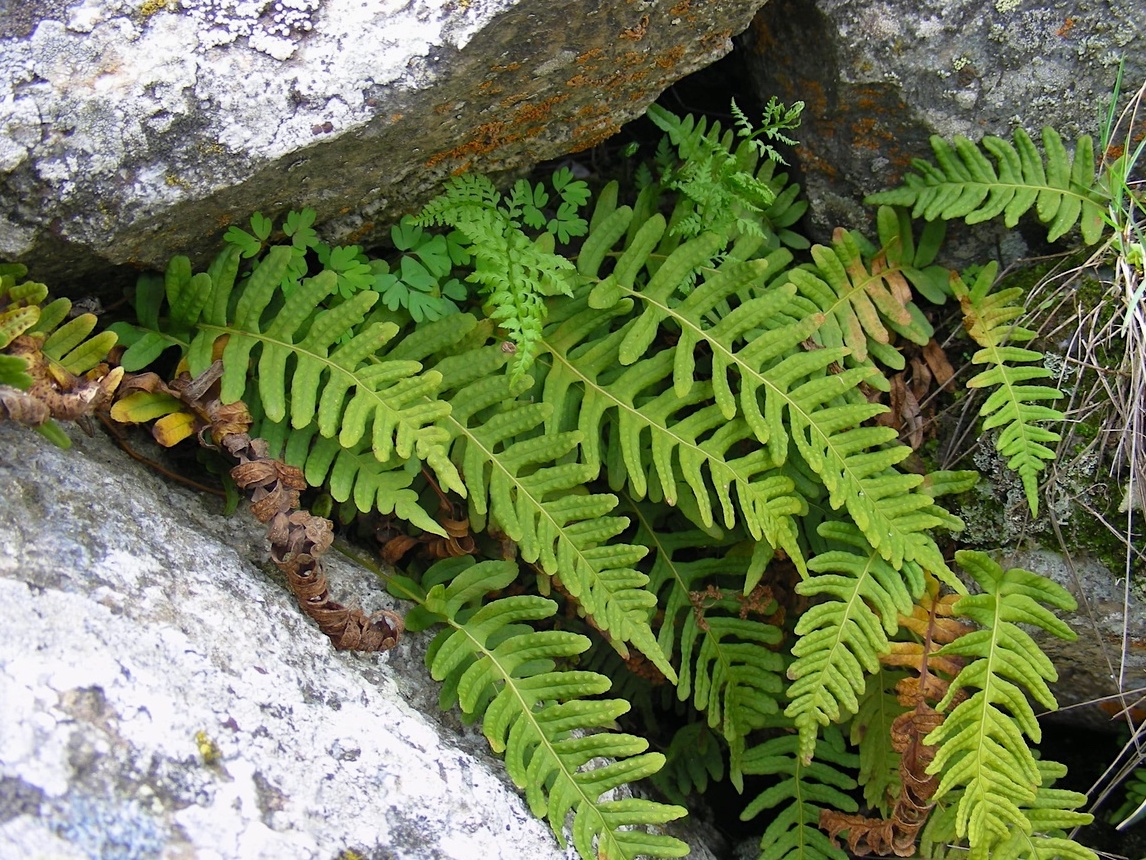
628;502;785;781
790;219;934;372
740;724;858;860
849;667;908;815
920;761;1097;860
924;550;1079;859
165;246;462;494
255;410;447;536
40;310;117;376
413;173;581;377
953;263;1063;516
540;292;809;569
111;253;222;371
867;127;1108;244
395;324;673;680
676;590;785;785
570;183;956;581
389;557;689;860
649;721;726;805
646;100;803;243
0;267;46;387
785;522;925;764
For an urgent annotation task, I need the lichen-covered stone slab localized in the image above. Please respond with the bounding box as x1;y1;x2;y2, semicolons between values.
0;0;769;291
0;424;720;859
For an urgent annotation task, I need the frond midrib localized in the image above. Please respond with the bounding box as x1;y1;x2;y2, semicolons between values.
615;283;938;570
442;607;635;859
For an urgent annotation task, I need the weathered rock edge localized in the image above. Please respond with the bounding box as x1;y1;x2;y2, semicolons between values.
0;423;720;860
0;0;769;290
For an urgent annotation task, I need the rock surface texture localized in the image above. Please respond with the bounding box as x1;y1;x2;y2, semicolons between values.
741;0;1146;238
0;0;769;289
0;424;720;860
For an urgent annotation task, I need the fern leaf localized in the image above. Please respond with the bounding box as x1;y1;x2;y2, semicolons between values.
849;667;908;815
740;725;858;860
649;721;726;804
953;263;1063;515
868;127;1107;244
568;192;956;581
924;551;1078;858
255;411;447;536
178;249;461;493
792;220;934;368
540;293;808;571
423;336;673;681
413;174;578;377
677;590;785;784
785;522;925;763
393;557;688;860
921;761;1096;860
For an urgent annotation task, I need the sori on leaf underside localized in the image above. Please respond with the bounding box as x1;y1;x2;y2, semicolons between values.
6;98;1108;860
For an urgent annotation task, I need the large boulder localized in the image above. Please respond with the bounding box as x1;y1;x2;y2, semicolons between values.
0;423;722;859
739;0;1146;240
0;0;768;289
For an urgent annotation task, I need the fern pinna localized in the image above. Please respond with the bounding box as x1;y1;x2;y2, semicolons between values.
89;101;1103;860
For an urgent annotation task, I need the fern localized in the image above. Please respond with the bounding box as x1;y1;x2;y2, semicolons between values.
647;99;804;243
785;522;927;764
394;322;674;680
867;126;1108;244
924;551;1080;860
568;186;955;580
952;262;1064;516
649;721;726;805
739;724;859;860
70;103;1108;860
413;169;588;377
789;208;938;376
849;667;908;816
389;557;689;860
0;267;118;446
920;761;1097;860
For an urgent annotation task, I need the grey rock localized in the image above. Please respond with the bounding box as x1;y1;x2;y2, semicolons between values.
740;0;1146;244
0;423;720;859
0;0;769;293
1002;547;1146;725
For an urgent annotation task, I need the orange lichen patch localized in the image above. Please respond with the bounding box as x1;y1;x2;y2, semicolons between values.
797;143;841;182
1057;16;1076;37
489;61;522;73
850;116;894;151
670;0;691;15
655;45;686;69
389;113;404;123
576;48;603;64
573;102;609;119
565;73;592;88
499;92;530;109
343;221;376;244
620;15;649;41
700;29;732;51
571;121;620;153
424;120;513;168
423;94;568;169
433;102;454;115
512;94;570;124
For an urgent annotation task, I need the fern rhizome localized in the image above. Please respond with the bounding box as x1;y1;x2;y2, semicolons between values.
8;104;1120;860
